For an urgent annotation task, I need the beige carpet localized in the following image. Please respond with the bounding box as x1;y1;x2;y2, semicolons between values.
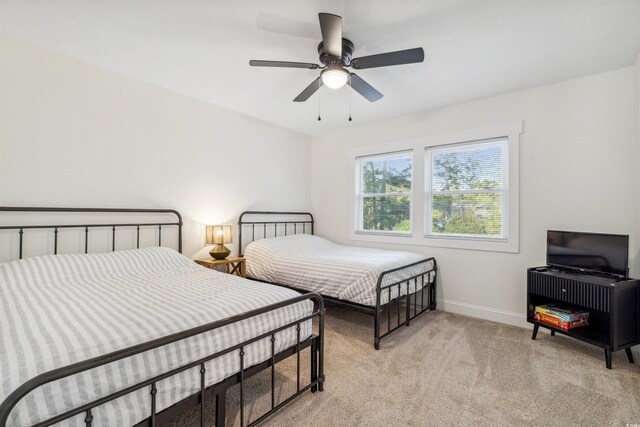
168;307;640;426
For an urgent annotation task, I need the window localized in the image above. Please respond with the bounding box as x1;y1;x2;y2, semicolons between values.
349;121;520;252
425;137;507;240
355;151;413;235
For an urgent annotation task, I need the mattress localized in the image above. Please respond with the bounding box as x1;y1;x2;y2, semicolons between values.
244;234;434;306
0;247;312;427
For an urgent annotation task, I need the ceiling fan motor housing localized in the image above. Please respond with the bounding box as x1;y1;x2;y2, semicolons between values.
318;38;354;65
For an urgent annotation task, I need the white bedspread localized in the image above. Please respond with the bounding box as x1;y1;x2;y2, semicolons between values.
244;234;434;306
0;247;311;427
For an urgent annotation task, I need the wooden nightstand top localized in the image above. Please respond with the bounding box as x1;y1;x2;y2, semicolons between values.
196;256;244;266
195;257;246;277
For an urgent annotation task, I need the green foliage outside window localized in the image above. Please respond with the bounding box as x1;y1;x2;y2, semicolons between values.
360;155;411;232
431;143;504;236
432;194;502;235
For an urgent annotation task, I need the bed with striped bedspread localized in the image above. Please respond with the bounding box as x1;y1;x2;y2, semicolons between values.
0;247;311;427
244;234;433;306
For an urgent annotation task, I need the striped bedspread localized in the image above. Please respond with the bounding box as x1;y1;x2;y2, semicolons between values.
0;247;311;427
244;234;433;306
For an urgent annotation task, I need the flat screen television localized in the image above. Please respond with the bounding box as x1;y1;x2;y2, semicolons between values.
547;230;629;278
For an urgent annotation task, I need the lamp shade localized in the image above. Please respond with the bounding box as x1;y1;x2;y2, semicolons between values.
206;225;233;245
321;66;349;89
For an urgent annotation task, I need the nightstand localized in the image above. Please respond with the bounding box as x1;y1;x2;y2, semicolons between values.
196;257;246;278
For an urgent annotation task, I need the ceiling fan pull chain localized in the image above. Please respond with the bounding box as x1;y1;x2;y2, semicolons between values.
348;74;352;122
317;78;322;121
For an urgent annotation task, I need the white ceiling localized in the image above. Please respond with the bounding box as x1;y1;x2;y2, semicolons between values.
1;0;640;136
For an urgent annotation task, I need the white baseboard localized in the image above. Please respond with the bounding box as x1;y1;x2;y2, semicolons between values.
437;298;529;329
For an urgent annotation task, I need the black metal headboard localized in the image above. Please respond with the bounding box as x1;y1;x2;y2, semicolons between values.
0;207;183;260
238;211;314;256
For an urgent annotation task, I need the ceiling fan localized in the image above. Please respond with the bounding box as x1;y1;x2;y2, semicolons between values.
249;13;425;103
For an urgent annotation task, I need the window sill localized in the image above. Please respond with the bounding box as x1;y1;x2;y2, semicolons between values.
423;235;518;253
355;231;412;238
426;234;507;243
348;232;519;253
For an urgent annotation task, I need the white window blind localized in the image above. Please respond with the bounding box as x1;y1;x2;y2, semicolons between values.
355;151;413;235
426;138;507;239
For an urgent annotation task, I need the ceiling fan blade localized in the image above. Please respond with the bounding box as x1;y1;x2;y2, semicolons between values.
350;47;424;70
249;60;320;69
318;13;342;58
293;77;323;102
348;73;383;102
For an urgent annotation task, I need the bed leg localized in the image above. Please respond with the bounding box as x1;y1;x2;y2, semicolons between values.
405;291;411;326
430;281;437;311
215;389;226;427
374;291;381;350
311;338;318;392
318;305;325;392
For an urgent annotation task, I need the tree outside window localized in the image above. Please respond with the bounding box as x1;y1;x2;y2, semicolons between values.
427;139;506;238
357;151;412;233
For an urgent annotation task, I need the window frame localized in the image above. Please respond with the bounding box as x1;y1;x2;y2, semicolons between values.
425;137;509;242
354;150;414;236
348;121;521;253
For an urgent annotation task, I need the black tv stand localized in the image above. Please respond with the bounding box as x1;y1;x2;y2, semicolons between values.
527;266;640;369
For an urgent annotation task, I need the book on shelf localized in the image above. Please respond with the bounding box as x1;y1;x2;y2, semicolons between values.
534;304;589;330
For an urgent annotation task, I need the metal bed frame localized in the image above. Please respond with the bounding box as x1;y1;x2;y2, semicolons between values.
0;207;325;427
238;211;437;350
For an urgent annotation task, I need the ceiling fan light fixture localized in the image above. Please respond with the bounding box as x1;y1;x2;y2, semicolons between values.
321;66;349;89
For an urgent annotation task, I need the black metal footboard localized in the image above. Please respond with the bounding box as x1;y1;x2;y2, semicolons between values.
237;211;438;351
374;258;437;350
0;293;325;427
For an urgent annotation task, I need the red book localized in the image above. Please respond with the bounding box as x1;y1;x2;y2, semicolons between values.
534;312;589;330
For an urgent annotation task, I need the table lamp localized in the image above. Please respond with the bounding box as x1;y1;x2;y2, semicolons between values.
206;224;233;259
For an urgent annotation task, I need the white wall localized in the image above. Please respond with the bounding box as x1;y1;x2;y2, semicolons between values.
311;67;638;327
0;37;312;258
